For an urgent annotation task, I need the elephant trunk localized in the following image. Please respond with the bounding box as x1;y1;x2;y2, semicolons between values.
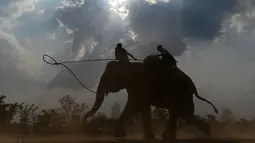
83;78;106;121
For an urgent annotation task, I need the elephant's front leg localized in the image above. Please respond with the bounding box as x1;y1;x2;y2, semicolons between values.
162;112;178;142
114;100;139;137
140;105;155;141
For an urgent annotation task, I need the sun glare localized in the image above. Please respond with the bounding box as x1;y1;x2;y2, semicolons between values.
108;0;129;20
107;0;172;19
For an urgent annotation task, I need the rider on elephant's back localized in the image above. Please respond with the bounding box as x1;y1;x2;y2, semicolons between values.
115;43;137;64
156;45;178;68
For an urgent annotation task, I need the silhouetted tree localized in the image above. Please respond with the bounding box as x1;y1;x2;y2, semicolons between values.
18;103;38;124
71;102;88;123
0;95;20;125
7;102;20;122
59;95;75;123
239;118;248;124
0;94;253;137
206;114;217;121
16;103;38;142
34;109;65;134
220;107;235;121
59;95;88;124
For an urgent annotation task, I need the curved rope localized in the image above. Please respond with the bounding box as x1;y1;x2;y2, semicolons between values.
43;54;110;94
43;54;142;65
43;54;143;94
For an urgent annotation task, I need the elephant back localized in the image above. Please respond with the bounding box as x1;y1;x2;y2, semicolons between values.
105;60;144;83
143;54;162;70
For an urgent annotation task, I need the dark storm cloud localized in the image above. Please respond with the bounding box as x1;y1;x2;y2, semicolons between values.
181;0;237;39
127;0;186;55
127;0;238;55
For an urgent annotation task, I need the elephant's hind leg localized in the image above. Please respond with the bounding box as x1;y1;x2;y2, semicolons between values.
184;115;210;136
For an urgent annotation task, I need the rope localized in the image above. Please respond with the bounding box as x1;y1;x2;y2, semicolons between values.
43;54;98;94
42;54;143;94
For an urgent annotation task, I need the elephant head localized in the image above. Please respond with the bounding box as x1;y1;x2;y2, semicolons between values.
143;54;162;71
83;61;140;121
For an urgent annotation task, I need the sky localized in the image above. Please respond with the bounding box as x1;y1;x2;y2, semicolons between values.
0;0;255;119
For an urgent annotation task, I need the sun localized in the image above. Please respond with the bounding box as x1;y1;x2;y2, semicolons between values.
108;0;129;20
108;0;126;7
107;0;172;19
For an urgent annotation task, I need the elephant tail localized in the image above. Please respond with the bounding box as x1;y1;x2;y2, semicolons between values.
194;90;218;114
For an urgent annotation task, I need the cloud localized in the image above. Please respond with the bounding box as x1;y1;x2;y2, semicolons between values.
46;0;134;89
124;0;238;55
0;0;69;102
181;0;237;39
0;39;45;103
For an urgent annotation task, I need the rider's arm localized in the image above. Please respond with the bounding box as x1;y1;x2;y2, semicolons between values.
156;53;163;58
127;52;137;60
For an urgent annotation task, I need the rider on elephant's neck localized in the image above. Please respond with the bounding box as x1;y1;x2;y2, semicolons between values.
115;43;137;64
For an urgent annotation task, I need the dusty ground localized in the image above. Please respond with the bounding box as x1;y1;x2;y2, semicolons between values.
1;134;254;143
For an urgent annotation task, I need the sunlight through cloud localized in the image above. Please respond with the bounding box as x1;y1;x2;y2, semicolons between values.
107;0;171;19
108;0;129;19
57;0;84;9
144;0;170;5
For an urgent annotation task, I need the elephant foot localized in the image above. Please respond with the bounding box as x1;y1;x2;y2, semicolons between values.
161;132;176;143
81;119;89;132
114;132;126;138
114;128;126;138
143;133;156;143
82;117;88;125
199;122;210;136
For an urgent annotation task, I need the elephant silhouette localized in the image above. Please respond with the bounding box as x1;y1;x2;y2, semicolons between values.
83;54;218;142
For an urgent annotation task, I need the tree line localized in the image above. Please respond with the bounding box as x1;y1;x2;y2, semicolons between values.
0;94;254;138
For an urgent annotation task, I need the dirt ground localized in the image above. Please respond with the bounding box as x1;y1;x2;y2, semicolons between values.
1;134;254;143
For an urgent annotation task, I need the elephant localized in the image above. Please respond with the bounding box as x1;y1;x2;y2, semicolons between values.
83;54;218;141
